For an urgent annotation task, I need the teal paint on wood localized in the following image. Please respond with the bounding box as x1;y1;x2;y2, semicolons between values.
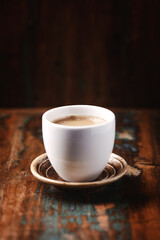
115;111;138;154
38;187;60;240
20;215;27;225
115;112;137;141
115;143;137;153
123;143;137;152
36;181;132;239
105;185;132;239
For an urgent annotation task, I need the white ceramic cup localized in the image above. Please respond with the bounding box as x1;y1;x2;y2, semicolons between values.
42;105;115;182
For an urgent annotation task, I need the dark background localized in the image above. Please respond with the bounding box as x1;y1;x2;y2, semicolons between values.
0;0;159;108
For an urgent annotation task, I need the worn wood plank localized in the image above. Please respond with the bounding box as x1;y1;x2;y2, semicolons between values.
0;110;45;239
0;108;160;240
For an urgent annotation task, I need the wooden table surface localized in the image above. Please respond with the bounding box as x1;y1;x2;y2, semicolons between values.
0;108;160;240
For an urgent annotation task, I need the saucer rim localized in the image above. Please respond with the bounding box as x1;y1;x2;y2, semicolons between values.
30;153;128;188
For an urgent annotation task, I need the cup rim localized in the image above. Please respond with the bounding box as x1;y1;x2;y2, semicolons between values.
42;105;115;129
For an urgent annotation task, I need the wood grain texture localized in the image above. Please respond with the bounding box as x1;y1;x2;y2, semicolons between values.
0;108;160;240
0;0;160;108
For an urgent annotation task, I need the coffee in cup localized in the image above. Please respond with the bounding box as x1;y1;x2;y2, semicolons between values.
53;115;106;126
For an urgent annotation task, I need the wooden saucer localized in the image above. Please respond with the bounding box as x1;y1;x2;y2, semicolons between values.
30;153;128;191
